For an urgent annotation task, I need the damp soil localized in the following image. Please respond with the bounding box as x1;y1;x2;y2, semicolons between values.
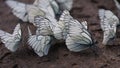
0;0;120;68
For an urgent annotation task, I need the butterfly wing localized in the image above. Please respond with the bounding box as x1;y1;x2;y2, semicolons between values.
63;11;93;52
53;20;65;40
13;24;21;37
26;5;45;24
66;20;93;52
105;10;119;25
99;9;119;45
99;9;119;30
33;0;55;18
53;10;72;39
28;27;52;57
0;30;12;44
34;16;53;36
5;0;28;22
28;35;51;57
49;0;60;14
98;9;107;30
0;24;21;52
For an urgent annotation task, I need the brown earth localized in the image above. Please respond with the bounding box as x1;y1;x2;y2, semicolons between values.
0;0;120;68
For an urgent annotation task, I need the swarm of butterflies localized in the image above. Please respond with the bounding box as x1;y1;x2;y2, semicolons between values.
0;0;120;57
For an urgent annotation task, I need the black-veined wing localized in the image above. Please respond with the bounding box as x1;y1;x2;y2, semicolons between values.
34;15;54;36
60;10;93;52
33;0;55;18
53;10;72;40
0;24;21;52
27;5;45;25
27;27;52;57
66;19;93;52
5;0;29;22
98;9;119;45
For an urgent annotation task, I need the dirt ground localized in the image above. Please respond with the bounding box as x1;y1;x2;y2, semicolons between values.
0;0;120;68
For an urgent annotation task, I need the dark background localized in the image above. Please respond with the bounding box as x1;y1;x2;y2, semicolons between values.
0;0;120;68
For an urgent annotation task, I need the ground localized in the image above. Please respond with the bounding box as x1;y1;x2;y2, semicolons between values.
0;0;120;68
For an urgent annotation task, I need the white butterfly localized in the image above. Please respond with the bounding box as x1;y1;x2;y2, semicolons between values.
53;10;70;40
33;8;64;37
55;0;73;12
99;9;119;45
5;0;55;25
27;27;53;57
0;24;21;52
54;10;93;52
54;10;88;39
34;15;54;36
28;10;61;57
113;0;120;10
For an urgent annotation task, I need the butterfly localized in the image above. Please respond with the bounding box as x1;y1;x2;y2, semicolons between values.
28;12;66;57
53;10;73;40
99;9;119;45
27;27;53;57
27;10;93;56
5;0;55;25
54;10;93;52
34;15;54;36
0;24;21;52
